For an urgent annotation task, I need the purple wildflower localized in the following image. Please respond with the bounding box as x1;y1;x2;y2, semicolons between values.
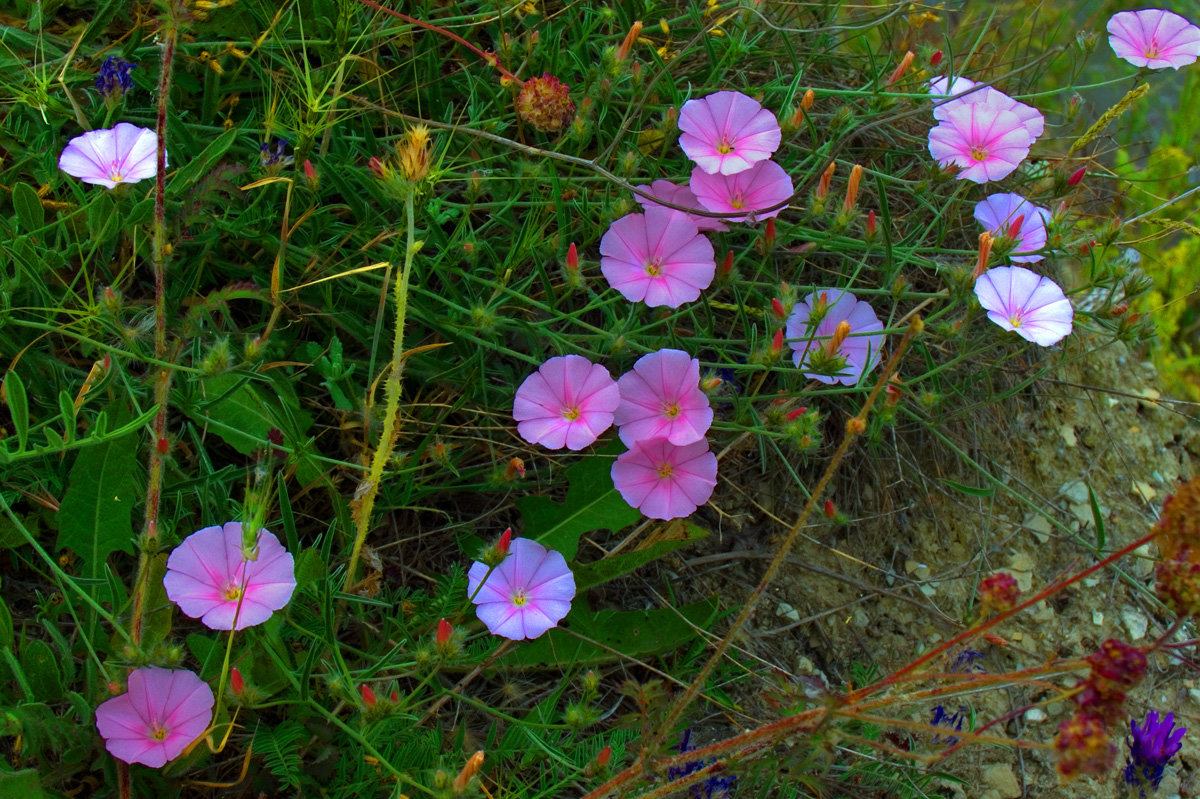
1124;711;1186;797
95;56;137;99
667;729;737;798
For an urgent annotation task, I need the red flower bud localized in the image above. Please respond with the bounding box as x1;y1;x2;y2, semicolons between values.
303;159;316;182
771;297;786;319
719;251;734;276
865;209;877;239
785;406;807;421
1006;214;1025;240
596;745;612;766
230;668;244;696
930;50;943;66
823;500;836;518
361;684;377;706
368;156;385;177
771;329;783;353
1068;166;1086;187
497;528;512;555
437;618;453;646
764;217;776;248
566;242;578;271
156;436;170;454
389;689;399;703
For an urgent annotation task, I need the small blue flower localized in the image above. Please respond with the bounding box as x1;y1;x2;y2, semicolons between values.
95;56;136;98
667;729;736;798
259;139;294;168
1124;711;1185;797
930;704;968;745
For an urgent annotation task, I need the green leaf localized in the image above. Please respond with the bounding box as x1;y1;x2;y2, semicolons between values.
19;639;63;702
0;770;47;799
0;595;13;648
515;453;640;561
56;408;139;567
181;373;312;457
11;183;43;232
87;192;117;242
573;521;708;591
294;547;326;589
168;127;238;195
501;597;720;668
4;370;29;452
1087;483;1106;550
941;478;993;498
253;721;305;789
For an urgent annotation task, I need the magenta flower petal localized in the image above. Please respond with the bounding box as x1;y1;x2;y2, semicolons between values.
512;355;619;450
786;289;885;385
927;103;1032;183
974;266;1073;346
634;179;730;232
1108;9;1200;69
974;193;1052;263
599;207;716;308
163;521;297;631
928;75;977;99
934;85;1044;141
614;348;713;447
688;160;793;223
467;537;575;640
95;668;214;768
59;123;161;189
678;90;782;175
611;437;718;520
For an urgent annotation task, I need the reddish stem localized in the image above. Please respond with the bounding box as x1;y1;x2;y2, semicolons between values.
354;0;523;86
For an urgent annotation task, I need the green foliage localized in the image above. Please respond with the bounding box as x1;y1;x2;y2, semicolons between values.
252;720;306;790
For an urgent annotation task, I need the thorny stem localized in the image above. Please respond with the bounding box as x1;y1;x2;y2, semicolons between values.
344;190;417;593
353;0;523;86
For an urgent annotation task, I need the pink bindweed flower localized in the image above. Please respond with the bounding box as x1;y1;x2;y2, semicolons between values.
927;102;1032;183
614;348;713;447
974;265;1073;346
94;667;214;768
512;355;620;450
786;289;886;385
467;537;575;640
634;179;729;232
928;75;978;99
932;80;1045;141
974;193;1052;263
58;123;161;189
1108;9;1200;70
163;521;297;631
689;160;794;223
612;437;718;520
600;207;716;307
678;90;782;175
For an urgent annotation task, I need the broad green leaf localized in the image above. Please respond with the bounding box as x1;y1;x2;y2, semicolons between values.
181;373;312;459
168;127;238;195
19;639;63;702
0;770;47;799
12;183;43;232
294;547;326;589
573;521;708;591
502;597;720;668
516;453;640;561
4;370;29;451
56;408;139;566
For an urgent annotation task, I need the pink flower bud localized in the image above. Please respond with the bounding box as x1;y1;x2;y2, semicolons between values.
597;745;612;766
368;156;385;178
497;528;512;555
1068;166;1086;187
230;668;244;696
361;684;377;707
437;618;453;646
823;500;836;518
1006;214;1025;240
303;159;316;182
770;329;783;353
930;50;943;66
866;209;877;240
785;406;807;421
566;242;578;271
771;298;786;319
764;217;776;248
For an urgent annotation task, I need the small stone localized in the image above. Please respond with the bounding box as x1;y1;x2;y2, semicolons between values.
1024;707;1047;723
1122;609;1149;641
1093;610;1104;626
1059;424;1077;447
1024;513;1054;543
1132;480;1156;502
776;602;800;622
1059;479;1089;505
919;583;937;597
982;763;1021;798
1008;553;1035;591
905;559;931;579
1030;601;1054;623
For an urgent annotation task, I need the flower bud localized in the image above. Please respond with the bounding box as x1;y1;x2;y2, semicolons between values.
437;618;453;646
497;527;512;555
823;500;836;518
973;232;994;279
453;751;485;793
886;50;915;86
801;89;815;111
763;217;776;250
230;667;245;697
615;21;643;63
930;50;943;66
842;164;863;216
566;242;579;272
596;745;612;766
816;161;835;200
865;209;877;242
361;684;377;707
303;159;318;187
503;457;526;481
785;406;808;422
770;297;787;320
1068;166;1086;187
1005;214;1025;241
978;571;1020;612
770;329;784;355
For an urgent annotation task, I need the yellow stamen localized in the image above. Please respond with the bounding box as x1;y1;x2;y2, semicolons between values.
657;463;674;479
563;406;581;421
662;402;680;418
970;146;988;162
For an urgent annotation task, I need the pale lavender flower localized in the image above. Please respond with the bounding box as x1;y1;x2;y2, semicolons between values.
974;266;1073;346
59;123;160;189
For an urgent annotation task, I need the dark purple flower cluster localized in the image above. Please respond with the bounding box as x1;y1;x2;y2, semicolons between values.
95;56;136;98
667;729;736;798
1124;711;1185;797
259;139;294;168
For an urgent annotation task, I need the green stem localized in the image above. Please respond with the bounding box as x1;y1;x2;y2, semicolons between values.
344;190;417;592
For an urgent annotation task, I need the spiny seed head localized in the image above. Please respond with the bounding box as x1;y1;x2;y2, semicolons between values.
517;74;576;132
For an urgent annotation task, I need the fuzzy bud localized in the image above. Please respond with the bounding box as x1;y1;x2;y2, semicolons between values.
518;74;576;133
930;50;943;66
360;684;377;707
978;571;1020;612
1054;713;1115;781
616;20;642;63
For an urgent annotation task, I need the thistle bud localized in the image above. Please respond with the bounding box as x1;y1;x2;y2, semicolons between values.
886;51;915;86
397;125;432;182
